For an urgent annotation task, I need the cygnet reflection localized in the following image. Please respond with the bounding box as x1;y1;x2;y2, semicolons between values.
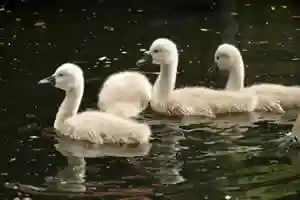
140;126;186;185
44;137;152;193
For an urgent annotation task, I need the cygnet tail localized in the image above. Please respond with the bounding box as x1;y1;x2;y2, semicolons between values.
105;102;142;118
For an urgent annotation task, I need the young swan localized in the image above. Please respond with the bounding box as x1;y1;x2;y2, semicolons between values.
214;43;300;112
38;63;151;144
136;38;258;118
98;71;152;118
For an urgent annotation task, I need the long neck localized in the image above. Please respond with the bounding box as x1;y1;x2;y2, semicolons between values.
226;58;244;91
153;56;178;101
54;84;84;130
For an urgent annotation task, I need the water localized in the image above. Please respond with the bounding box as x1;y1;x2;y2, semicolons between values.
2;0;300;199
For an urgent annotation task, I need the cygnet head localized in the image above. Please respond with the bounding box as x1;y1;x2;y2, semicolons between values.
136;38;178;67
38;63;84;91
214;43;243;72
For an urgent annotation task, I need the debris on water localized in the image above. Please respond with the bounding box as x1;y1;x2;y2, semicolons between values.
104;26;114;31
34;21;46;28
200;28;210;32
225;195;232;200
98;56;107;61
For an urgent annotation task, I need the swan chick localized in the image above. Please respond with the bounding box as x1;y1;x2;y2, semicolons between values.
214;43;300;113
38;63;151;144
136;38;258;117
98;71;152;118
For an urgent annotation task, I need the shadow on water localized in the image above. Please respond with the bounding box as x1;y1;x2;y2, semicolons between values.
3;0;300;199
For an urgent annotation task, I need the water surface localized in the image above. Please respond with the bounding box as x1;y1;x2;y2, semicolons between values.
3;0;300;199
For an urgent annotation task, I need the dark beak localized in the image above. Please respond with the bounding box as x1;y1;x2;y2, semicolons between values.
38;76;55;85
136;52;153;67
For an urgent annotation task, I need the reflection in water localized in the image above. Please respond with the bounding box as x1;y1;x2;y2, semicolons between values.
45;138;152;194
55;136;152;158
7;137;153;197
146;129;186;185
45;156;86;193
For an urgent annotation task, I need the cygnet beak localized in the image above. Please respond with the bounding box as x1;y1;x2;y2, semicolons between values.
136;52;152;67
38;76;55;85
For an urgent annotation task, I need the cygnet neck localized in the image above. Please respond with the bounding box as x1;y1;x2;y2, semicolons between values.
226;56;245;91
153;55;178;101
54;83;84;130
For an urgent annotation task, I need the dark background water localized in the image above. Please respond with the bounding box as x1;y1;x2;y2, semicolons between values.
3;0;300;199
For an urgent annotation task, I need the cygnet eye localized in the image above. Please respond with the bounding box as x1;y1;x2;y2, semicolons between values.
57;72;64;77
216;56;220;60
153;49;159;53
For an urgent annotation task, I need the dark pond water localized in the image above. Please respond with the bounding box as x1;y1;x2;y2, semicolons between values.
3;0;300;199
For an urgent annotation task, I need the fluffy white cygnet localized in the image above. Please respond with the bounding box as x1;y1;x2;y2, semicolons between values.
136;38;259;118
38;63;151;144
214;43;300;112
98;71;152;118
